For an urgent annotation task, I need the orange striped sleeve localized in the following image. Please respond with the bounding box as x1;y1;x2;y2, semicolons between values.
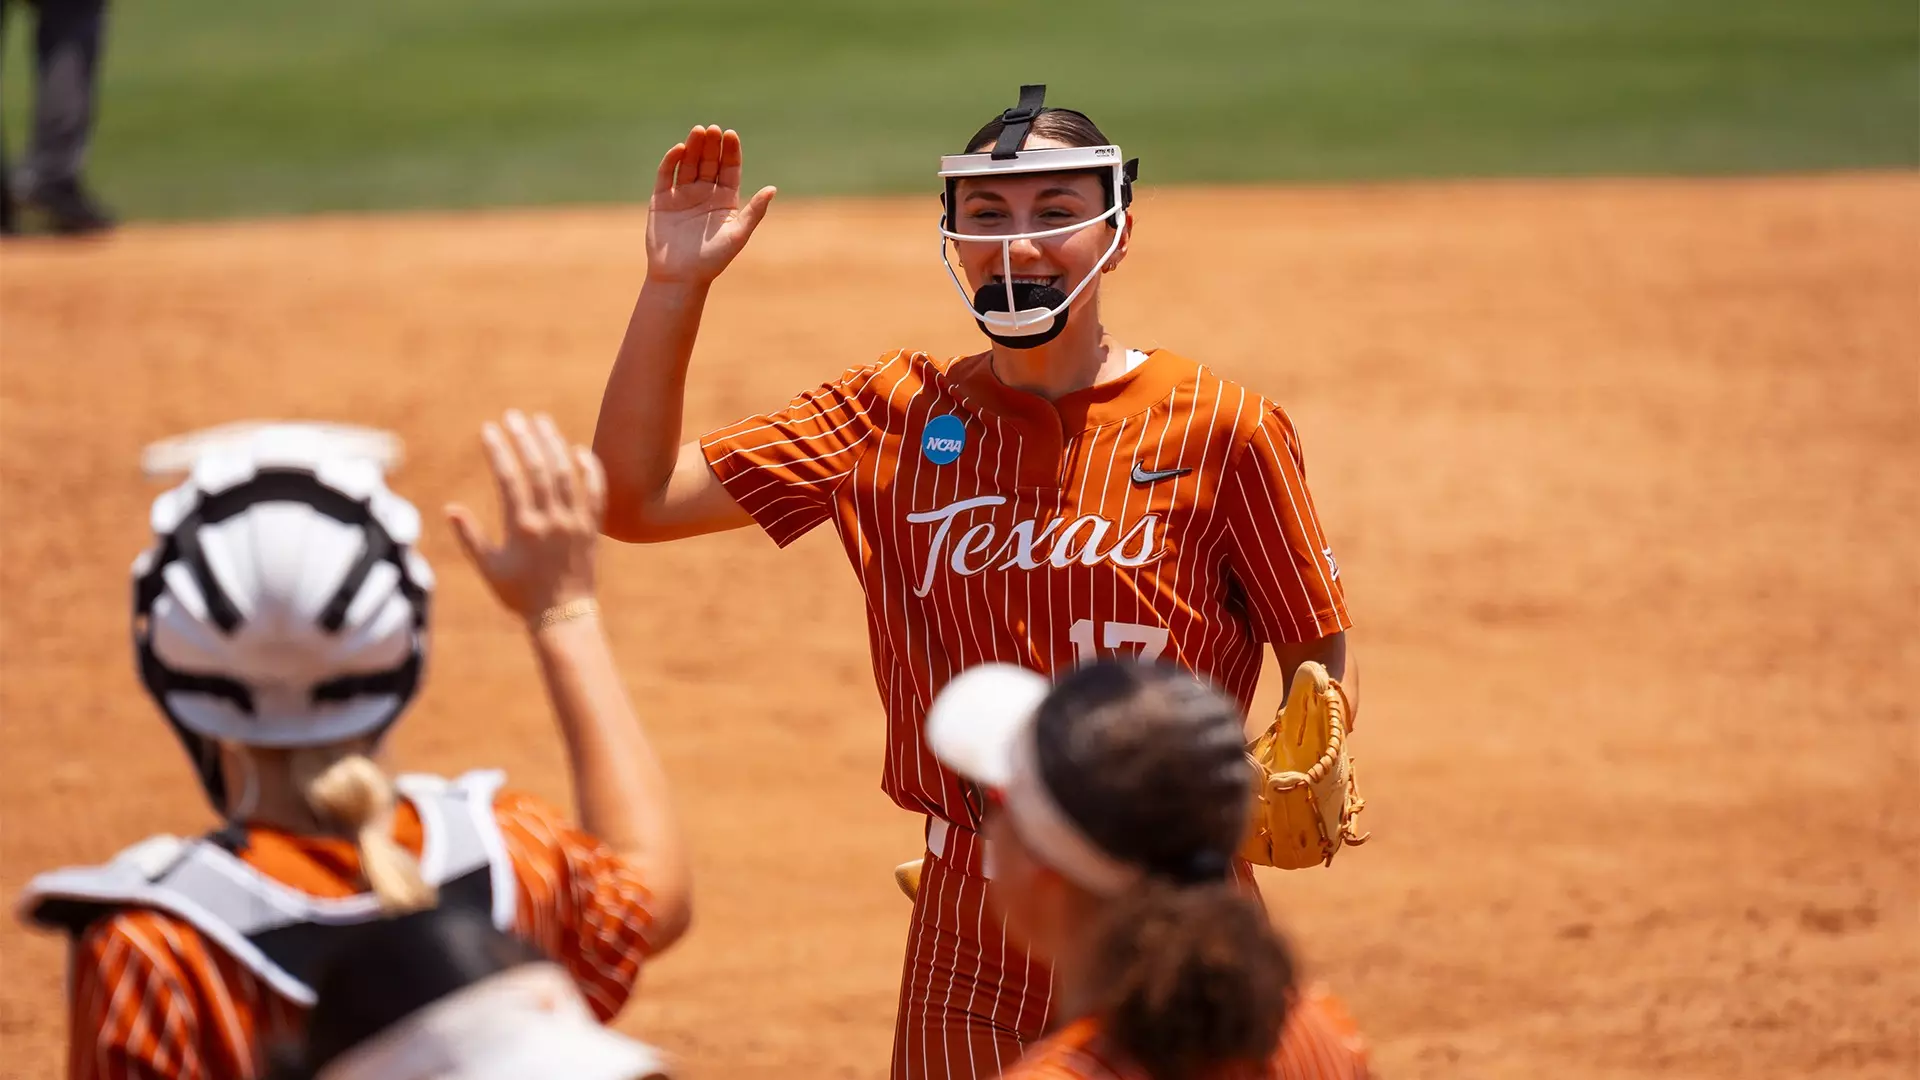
1272;984;1372;1079
69;912;213;1080
698;353;902;546
495;790;658;1022
1219;405;1351;645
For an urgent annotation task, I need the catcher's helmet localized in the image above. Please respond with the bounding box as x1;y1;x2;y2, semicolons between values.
130;424;432;810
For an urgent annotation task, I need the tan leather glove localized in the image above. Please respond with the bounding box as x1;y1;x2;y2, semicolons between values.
1238;661;1370;869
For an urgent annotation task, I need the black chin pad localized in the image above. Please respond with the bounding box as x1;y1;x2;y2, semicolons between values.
971;280;1068;316
970;281;1071;349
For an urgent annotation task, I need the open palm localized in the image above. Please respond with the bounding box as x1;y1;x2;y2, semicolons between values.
646;125;778;285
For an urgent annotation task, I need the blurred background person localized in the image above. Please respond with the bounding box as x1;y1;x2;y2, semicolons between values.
0;0;116;235
271;905;672;1080
15;412;687;1079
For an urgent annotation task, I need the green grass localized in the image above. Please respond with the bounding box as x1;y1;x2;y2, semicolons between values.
3;0;1914;221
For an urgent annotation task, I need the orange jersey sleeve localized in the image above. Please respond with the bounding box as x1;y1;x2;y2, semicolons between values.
67;909;301;1080
494;790;661;1022
1219;406;1351;645
58;785;659;1078
698;354;900;547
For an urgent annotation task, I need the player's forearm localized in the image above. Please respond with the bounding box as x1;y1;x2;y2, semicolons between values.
529;612;692;942
594;278;710;542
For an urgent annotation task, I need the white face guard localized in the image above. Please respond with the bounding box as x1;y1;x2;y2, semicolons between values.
938;144;1133;344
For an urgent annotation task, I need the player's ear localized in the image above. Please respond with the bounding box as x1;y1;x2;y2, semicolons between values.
1103;215;1133;275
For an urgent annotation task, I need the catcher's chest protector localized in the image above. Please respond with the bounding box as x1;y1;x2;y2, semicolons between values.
16;770;517;1007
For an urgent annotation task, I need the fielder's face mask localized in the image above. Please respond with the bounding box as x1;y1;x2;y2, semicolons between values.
939;85;1140;350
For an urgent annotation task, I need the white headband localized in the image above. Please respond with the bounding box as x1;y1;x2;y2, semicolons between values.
926;664;1144;896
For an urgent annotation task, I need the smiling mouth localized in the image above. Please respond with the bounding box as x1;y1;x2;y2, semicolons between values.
990;275;1062;289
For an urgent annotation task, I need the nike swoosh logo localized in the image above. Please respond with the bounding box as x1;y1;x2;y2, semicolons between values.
1130;462;1194;486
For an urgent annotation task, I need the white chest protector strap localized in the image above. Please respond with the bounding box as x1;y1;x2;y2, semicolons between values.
15;770;518;1007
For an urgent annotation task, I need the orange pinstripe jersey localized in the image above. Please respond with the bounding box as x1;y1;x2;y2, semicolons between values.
1000;985;1371;1080
702;348;1350;824
64;790;659;1080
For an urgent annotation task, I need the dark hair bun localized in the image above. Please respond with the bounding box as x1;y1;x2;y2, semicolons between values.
1032;660;1251;884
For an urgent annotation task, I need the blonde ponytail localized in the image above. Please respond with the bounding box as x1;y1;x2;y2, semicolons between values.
290;748;437;914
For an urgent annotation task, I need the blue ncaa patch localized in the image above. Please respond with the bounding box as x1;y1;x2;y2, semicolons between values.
922;414;967;465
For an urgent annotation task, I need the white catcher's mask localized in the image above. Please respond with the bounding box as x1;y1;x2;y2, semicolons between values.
938;85;1138;349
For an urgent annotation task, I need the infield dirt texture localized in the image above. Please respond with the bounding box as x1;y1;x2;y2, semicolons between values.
1;172;1915;1078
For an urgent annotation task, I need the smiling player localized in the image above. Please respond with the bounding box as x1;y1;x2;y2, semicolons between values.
593;85;1362;1079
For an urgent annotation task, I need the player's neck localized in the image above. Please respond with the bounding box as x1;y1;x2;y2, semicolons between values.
988;322;1126;402
1046;925;1104;1023
229;785;329;834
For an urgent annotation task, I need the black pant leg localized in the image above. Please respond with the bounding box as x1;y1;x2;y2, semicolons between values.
22;0;108;192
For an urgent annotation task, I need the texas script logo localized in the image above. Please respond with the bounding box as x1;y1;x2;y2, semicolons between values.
905;495;1164;598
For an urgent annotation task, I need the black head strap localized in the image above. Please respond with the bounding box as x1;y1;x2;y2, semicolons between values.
991;84;1048;160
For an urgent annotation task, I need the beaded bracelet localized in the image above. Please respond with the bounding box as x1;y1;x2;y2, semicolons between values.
530;598;598;631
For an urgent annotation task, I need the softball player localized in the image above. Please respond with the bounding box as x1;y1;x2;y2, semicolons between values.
17;412;686;1079
923;659;1368;1080
594;85;1361;1079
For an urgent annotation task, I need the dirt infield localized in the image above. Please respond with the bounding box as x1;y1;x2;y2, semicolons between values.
1;173;1915;1079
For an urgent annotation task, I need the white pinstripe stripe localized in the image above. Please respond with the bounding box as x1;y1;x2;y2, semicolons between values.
725;429;877;509
1229;464;1309;643
1169;382;1229;661
1129;386;1174;656
1258;419;1340;623
161;985;196;1077
152;918;244;1069
925;385;974;815
957;877;990;1080
954;403;992;675
988;415;1013;663
914;377;996;1080
869;361;921;805
1002;417;1035;668
1276;411;1338;571
113;923;167;1079
1235;427;1318;641
711;359;894;447
926;386;972;691
1068;426;1100;663
898;364;937;808
911;861;956;1080
934;852;971;1080
1193;497;1261;676
1094;419;1131;662
890;361;936;807
1191;389;1256;667
762;499;838;542
93;933;133;1080
707;406;874;469
1117;404;1159;650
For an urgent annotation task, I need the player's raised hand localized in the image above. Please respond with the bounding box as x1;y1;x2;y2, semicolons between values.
446;410;608;625
646;125;778;285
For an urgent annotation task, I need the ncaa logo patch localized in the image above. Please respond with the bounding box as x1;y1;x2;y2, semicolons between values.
922;414;967;465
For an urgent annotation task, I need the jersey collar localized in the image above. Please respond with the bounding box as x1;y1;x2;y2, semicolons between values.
948;348;1195;435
